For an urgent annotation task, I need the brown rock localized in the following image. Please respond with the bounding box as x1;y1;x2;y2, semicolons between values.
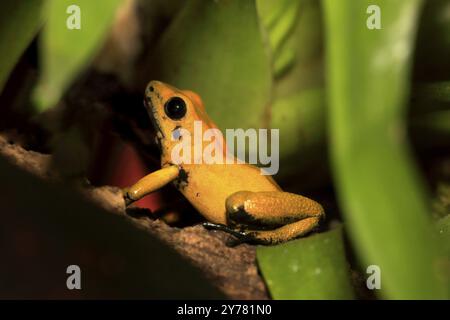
0;135;269;299
0;134;53;179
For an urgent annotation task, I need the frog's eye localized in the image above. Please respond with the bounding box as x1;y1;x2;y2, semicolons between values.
164;97;187;120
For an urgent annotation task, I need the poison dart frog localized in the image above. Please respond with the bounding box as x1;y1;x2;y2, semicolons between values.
123;81;324;245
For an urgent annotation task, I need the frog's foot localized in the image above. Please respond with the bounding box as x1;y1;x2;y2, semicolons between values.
202;222;255;247
202;222;245;238
202;221;318;246
223;191;325;245
122;166;180;207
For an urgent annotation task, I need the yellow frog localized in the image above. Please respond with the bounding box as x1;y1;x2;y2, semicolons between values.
123;81;324;245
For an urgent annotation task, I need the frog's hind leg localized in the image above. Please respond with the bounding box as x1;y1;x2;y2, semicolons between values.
238;217;321;245
224;191;325;245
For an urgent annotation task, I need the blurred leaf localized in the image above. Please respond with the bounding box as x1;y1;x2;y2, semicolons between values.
257;227;354;299
0;1;44;93
33;0;123;111
148;0;271;130
410;82;450;149
411;82;450;114
413;0;450;81
266;0;324;98
411;110;450;136
258;0;326;181
436;215;450;285
323;0;447;299
433;183;450;220
416;81;450;103
437;215;450;255
270;89;327;183
272;89;325;159
256;0;302;76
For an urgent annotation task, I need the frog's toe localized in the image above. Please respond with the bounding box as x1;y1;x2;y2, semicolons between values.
202;222;236;234
202;222;222;230
225;236;246;247
202;222;251;242
224;231;272;246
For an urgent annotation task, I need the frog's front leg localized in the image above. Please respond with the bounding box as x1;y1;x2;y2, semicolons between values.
205;191;324;245
123;165;179;205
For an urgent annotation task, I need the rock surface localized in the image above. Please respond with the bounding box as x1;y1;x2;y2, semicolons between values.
0;135;269;299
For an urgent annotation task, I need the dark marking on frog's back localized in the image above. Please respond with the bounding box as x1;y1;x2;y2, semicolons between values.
174;167;189;190
228;206;258;228
228;206;292;230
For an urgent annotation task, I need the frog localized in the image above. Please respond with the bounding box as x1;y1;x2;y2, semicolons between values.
123;80;325;245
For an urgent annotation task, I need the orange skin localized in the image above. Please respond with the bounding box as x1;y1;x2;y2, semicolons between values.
123;81;324;245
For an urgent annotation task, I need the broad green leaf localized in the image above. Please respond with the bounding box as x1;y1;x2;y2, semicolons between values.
147;0;272;130
437;215;450;256
270;89;327;182
256;0;302;76
323;0;447;299
34;0;123;111
0;1;44;93
257;227;354;299
258;0;326;180
270;0;324;98
436;215;450;287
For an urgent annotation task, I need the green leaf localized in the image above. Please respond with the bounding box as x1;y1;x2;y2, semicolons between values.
256;0;302;76
323;0;447;299
147;0;272;130
269;0;324;98
437;215;450;251
0;1;44;93
435;215;450;286
34;0;123;111
258;0;327;181
257;227;355;299
270;89;327;182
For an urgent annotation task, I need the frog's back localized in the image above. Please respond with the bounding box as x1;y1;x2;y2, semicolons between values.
177;163;280;224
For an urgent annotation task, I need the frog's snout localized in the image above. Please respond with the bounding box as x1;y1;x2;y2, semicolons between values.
146;80;164;94
144;95;153;109
145;80;158;94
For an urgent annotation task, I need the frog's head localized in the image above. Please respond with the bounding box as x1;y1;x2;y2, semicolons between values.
144;80;217;164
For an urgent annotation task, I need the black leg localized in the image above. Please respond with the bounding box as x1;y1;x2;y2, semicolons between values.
202;222;247;238
202;222;269;246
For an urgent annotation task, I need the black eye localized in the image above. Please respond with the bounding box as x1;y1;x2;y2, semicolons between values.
164;97;187;120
